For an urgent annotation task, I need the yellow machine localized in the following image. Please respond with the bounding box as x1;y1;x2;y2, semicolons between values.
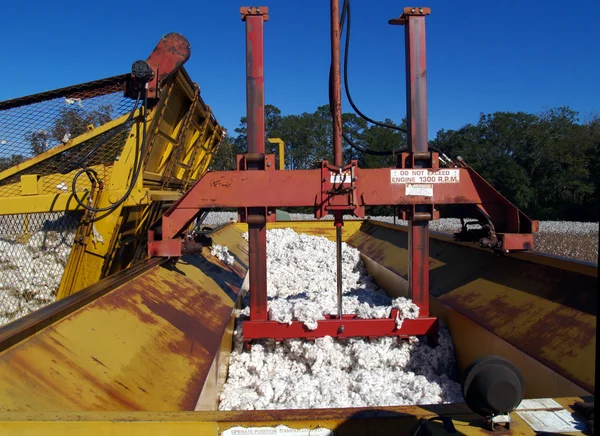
0;6;595;436
0;34;225;325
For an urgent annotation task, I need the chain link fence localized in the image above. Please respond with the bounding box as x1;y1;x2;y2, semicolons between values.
0;75;136;198
0;212;80;326
0;74;136;327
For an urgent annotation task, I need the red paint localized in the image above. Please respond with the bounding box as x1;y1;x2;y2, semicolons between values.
147;6;538;342
242;8;269;322
405;13;430;318
243;312;439;341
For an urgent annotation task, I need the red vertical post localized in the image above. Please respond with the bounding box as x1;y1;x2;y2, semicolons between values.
405;8;430;316
330;0;343;167
242;6;269;321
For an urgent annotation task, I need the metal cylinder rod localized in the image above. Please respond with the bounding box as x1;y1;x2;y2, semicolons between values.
336;224;343;319
405;9;430;317
242;6;269;322
330;0;343;167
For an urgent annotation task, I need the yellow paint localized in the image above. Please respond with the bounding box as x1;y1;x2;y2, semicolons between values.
20;174;39;195
374;220;597;277
0;397;588;435
267;137;285;170
233;219;364;242
0;109;143;184
0;239;244;412
440;284;596;393
0;219;594;433
430;298;591;398
346;220;596;395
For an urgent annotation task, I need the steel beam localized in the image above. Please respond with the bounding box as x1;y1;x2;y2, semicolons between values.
241;6;269;322
404;8;431;316
243;313;439;341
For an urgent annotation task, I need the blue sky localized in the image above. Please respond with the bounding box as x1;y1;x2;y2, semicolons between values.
2;0;598;138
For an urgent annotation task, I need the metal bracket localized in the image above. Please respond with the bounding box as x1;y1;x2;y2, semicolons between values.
489;414;511;432
389;6;431;25
240;6;269;21
317;160;364;219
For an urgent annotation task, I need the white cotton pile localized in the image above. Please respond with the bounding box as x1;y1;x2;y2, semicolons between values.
211;244;235;265
218;228;464;410
241;228;419;330
219;321;463;410
0;228;75;326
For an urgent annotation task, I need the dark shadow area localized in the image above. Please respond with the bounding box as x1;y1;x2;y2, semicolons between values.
350;221;597;317
161;259;188;277
267;292;309;302
177;253;243;303
331;408;470;435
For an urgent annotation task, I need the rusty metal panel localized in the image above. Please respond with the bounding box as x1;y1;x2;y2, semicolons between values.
439;283;596;394
0;396;588;435
429;297;591;399
346;220;596;394
0;224;246;411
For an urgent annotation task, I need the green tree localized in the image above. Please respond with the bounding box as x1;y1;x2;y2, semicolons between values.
24;104;113;157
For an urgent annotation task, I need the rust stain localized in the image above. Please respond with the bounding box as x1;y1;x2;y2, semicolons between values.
91;356;107;368
91;282;160;326
443;289;595;392
115;380;132;392
2;339;142;411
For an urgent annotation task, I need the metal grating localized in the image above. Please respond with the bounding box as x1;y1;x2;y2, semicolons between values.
0;212;81;326
0;75;137;198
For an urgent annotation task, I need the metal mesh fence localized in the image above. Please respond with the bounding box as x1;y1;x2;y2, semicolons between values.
0;75;136;198
0;212;81;326
0;75;137;327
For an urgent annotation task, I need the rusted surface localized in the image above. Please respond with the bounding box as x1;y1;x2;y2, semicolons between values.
0;396;589;435
156;167;536;242
243;315;438;340
0;225;247;411
0;258;167;353
242;9;269;324
404;11;430;317
347;220;597;394
331;0;343;167
442;286;596;393
145;33;191;98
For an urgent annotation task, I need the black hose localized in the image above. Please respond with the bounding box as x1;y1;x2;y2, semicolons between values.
71;88;148;213
343;0;407;133
330;0;446;157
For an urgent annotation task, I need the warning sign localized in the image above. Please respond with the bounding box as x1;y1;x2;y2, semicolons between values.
406;183;433;197
330;170;352;184
390;169;460;184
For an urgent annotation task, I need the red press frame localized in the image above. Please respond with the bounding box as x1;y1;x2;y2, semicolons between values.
147;6;538;344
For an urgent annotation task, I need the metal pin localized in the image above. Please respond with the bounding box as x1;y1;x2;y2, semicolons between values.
336;225;343;319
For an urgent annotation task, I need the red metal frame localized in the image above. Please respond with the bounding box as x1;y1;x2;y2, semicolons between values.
144;33;191;100
147;5;539;344
241;7;269;323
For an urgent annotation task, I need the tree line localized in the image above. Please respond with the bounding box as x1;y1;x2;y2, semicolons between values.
210;104;599;221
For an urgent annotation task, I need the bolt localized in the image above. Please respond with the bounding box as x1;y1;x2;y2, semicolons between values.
256;7;260;13
267;161;272;167
411;8;415;12
419;8;423;13
268;210;272;215
323;177;327;182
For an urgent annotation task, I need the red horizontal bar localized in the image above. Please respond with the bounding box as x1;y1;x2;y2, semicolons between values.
242;316;438;341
